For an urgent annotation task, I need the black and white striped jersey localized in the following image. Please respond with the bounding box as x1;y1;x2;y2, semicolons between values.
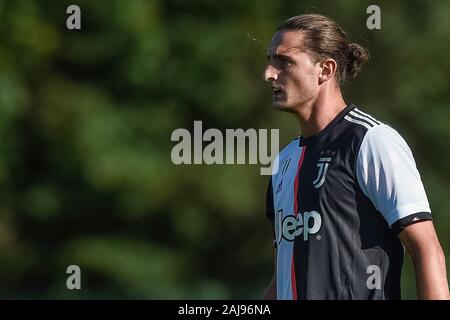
266;104;432;300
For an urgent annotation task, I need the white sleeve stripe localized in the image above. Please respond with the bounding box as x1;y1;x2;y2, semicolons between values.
354;108;381;124
349;111;379;127
344;115;372;130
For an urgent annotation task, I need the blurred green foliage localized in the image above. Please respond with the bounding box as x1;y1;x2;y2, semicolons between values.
0;0;448;299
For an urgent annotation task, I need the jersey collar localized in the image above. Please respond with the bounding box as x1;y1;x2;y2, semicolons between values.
299;103;356;147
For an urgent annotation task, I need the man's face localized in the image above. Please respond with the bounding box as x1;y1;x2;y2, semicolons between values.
264;30;321;111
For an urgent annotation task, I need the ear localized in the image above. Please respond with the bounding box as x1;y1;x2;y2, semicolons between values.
318;58;337;84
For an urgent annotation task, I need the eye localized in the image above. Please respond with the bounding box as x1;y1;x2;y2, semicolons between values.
280;59;292;68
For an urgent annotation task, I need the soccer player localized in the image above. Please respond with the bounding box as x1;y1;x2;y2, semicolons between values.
263;14;449;300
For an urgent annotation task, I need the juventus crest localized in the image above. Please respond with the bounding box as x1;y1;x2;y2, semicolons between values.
313;150;336;189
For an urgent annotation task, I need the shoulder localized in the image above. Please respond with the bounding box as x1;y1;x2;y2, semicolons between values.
335;107;384;158
358;122;413;159
343;107;382;131
342;107;384;145
270;137;301;177
280;136;301;154
342;107;410;155
276;136;301;162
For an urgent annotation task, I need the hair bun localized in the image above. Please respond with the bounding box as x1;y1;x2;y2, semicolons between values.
347;43;369;78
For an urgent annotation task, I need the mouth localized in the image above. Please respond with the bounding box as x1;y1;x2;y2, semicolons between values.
271;85;284;99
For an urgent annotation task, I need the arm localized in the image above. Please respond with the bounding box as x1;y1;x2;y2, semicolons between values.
398;221;450;300
355;124;449;299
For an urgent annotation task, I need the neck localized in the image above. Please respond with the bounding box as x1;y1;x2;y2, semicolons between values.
292;87;347;138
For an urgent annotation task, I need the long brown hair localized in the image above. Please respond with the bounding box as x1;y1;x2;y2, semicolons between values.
277;14;369;88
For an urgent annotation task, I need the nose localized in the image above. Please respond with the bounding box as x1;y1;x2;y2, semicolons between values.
264;64;278;82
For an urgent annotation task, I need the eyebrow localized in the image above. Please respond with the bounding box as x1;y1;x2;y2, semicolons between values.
266;45;302;60
266;53;295;61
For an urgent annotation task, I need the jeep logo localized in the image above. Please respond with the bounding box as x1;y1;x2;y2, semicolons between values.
277;211;322;242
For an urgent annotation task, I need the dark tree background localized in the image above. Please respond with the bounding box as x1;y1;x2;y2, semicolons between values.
0;0;448;298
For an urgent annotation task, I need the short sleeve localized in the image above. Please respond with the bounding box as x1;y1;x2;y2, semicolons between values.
356;124;432;233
